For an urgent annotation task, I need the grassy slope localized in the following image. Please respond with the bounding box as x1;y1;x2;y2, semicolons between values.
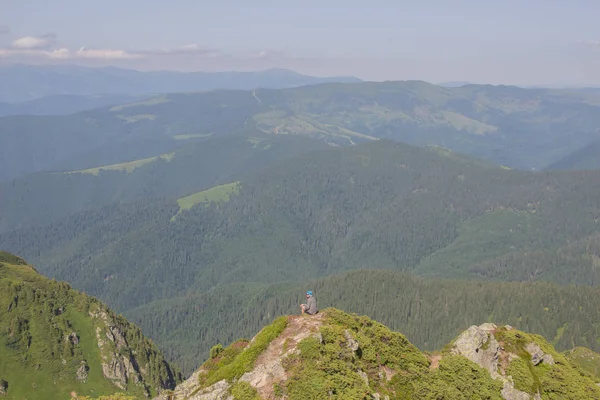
566;347;600;379
177;182;240;211
65;152;175;175
0;252;179;399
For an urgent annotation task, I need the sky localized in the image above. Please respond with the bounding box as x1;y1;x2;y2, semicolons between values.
1;0;599;85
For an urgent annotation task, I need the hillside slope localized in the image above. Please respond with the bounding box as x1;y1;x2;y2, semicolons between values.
127;270;600;375
4;140;600;310
0;134;328;232
546;139;600;170
3;80;600;181
0;251;180;399
158;309;600;400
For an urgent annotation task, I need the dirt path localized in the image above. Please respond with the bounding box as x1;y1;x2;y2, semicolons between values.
429;354;442;370
245;313;324;399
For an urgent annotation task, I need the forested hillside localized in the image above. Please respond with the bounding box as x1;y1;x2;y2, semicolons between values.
3;80;600;181
0;134;328;232
4;140;600;313
128;270;600;375
4;139;600;376
547;139;600;170
0;251;180;399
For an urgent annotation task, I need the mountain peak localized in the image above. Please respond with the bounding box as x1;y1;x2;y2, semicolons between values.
159;309;600;400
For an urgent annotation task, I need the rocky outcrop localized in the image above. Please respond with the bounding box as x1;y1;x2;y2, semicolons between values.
65;331;79;345
0;379;7;396
76;361;89;382
158;311;600;400
91;309;148;395
452;323;502;379
525;343;554;366
451;323;550;400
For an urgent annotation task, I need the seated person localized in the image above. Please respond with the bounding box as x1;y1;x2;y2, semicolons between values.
300;291;318;315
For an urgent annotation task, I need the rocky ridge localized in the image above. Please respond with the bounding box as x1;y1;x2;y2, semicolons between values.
158;309;600;400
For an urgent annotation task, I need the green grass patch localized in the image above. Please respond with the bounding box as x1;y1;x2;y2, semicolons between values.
198;316;287;388
109;96;171;112
229;381;260;400
116;114;156;123
171;182;240;220
65;152;174;176
172;132;214;140
565;347;600;379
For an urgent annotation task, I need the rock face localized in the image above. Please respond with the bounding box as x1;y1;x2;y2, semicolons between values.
450;323;562;400
76;361;89;382
91;309;148;395
452;323;502;379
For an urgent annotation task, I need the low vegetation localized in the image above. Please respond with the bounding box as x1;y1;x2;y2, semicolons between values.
0;252;180;400
187;309;600;399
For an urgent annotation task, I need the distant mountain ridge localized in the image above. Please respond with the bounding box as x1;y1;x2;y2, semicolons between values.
3;79;600;182
0;64;361;103
0;93;152;117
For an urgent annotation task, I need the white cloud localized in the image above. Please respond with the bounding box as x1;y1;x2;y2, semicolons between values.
49;48;70;59
12;34;56;50
75;47;141;60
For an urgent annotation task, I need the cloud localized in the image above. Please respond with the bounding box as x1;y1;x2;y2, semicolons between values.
12;33;56;50
75;47;142;60
0;26;9;35
249;49;291;60
0;46;140;61
138;43;220;57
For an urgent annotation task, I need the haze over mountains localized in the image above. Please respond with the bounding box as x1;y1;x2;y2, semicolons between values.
3;78;600;183
3;63;600;397
0;64;361;104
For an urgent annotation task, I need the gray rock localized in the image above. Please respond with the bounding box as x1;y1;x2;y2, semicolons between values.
344;330;360;352
501;380;532;400
357;369;369;386
525;343;554;366
0;379;7;396
451;324;501;379
76;362;89;382
65;332;79;345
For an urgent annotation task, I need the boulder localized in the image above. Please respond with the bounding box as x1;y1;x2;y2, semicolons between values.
76;361;89;382
451;323;501;379
0;379;7;396
525;343;554;366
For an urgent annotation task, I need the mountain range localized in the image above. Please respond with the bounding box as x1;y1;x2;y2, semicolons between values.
3;138;600;374
0;64;360;103
4;69;600;397
3;80;600;182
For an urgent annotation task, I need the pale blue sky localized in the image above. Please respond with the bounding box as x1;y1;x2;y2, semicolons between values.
1;0;599;84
